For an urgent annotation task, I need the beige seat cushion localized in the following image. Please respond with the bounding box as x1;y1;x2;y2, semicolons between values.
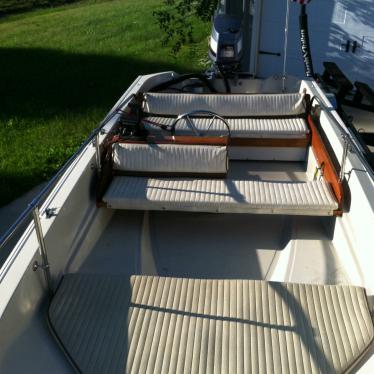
143;116;309;138
49;274;374;374
103;176;339;216
143;93;306;116
112;143;228;175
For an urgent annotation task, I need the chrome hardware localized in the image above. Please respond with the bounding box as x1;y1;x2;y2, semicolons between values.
32;261;50;272
45;207;59;218
352;41;359;54
310;95;374;182
171;110;231;138
339;134;351;182
314;162;325;180
32;207;53;295
341;40;351;53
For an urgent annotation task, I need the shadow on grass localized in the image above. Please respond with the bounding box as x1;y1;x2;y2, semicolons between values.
0;47;183;120
0;47;193;207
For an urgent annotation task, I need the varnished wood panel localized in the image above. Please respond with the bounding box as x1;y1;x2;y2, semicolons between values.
308;115;344;213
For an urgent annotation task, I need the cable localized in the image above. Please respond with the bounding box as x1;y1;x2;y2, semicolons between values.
282;0;291;92
149;73;217;93
46;277;83;373
141;118;171;132
217;64;231;93
299;4;315;78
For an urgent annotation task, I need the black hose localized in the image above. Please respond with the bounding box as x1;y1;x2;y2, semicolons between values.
149;73;217;93
217;64;231;93
299;5;315;78
47;278;83;373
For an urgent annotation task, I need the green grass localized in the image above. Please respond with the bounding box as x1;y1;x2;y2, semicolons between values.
0;0;81;16
0;0;210;206
0;0;52;16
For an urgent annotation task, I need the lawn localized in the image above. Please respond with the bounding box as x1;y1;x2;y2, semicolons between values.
0;0;210;207
0;1;72;16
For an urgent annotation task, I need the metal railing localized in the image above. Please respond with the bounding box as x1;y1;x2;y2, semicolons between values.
0;127;98;250
0;126;106;293
311;95;374;182
0;90;136;253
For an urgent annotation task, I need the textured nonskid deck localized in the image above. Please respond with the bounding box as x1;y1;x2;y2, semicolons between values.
49;274;374;374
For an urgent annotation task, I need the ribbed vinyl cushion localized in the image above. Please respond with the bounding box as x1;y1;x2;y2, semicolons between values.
112;143;228;174
143;93;306;116
144;116;309;138
49;274;374;374
103;177;339;216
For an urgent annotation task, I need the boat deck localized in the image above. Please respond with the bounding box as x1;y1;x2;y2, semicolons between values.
69;161;347;284
44;90;372;372
51;161;369;373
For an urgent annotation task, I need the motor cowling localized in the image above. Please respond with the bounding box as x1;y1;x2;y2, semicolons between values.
209;14;243;69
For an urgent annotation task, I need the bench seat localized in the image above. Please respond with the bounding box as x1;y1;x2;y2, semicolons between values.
143;92;307;116
143;116;310;139
103;176;338;216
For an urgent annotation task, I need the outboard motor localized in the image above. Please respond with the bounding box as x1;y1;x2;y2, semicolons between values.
209;14;243;72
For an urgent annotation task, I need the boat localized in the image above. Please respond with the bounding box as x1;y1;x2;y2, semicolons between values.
0;1;374;373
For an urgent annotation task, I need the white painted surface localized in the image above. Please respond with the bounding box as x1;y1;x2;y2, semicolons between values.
229;145;307;161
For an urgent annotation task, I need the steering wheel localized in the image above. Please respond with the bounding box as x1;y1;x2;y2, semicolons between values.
170;110;231;138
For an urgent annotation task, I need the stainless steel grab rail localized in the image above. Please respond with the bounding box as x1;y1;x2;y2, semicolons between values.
0;125;104;292
0;93;133;252
0;127;99;250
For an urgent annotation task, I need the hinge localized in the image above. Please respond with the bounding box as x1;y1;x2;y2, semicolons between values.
32;260;50;272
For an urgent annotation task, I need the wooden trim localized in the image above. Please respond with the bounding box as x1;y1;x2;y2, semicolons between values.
229;136;310;148
118;136;228;146
117;135;310;148
308;115;344;211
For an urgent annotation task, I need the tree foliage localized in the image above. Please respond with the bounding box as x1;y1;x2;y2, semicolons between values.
153;0;218;54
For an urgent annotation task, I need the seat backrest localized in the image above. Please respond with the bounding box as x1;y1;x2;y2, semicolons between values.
112;142;228;176
143;93;306;117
